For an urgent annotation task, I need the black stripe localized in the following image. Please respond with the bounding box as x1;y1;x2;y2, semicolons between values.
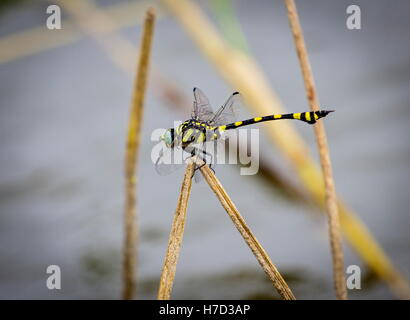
242;118;257;126
309;112;316;124
301;112;306;122
315;110;334;119
170;128;175;141
281;113;294;120
262;115;275;121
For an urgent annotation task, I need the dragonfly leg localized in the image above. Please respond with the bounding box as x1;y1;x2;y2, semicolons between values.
189;148;201;178
197;149;215;172
200;149;215;174
189;148;215;178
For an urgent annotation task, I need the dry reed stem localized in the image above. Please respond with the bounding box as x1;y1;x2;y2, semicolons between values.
161;0;410;299
157;162;195;300
199;161;295;300
122;8;155;300
284;0;347;300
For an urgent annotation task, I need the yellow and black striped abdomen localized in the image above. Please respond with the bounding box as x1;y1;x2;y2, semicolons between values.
176;110;333;148
222;110;333;130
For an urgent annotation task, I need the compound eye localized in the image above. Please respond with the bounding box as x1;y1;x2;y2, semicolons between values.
163;129;174;147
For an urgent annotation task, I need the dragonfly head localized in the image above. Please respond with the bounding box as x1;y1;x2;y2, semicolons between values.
161;128;175;148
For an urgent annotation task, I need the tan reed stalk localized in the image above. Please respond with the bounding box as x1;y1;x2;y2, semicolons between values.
283;0;347;300
161;0;410;299
122;8;155;300
157;162;195;300
199;161;295;300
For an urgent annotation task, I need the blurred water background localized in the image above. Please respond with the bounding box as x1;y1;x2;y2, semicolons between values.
0;0;409;299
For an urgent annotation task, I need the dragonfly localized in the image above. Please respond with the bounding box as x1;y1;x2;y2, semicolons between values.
155;87;333;179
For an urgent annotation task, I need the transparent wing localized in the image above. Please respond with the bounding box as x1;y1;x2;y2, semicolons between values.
192;87;215;122
154;147;185;176
193;169;203;183
208;91;239;126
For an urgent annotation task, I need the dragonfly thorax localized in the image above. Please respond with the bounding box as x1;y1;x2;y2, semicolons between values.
164;119;222;150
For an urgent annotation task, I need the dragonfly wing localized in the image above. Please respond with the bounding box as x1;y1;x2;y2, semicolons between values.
154;147;184;176
193;169;203;183
192;87;215;122
209;91;240;126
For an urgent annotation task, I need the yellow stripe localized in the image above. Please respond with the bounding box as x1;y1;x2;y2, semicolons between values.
305;112;311;122
254;117;262;122
182;128;194;142
274;114;282;119
197;132;205;143
293;113;301;120
219;125;226;131
314;113;319;120
234;121;242;126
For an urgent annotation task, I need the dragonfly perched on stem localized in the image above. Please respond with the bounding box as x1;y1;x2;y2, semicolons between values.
155;87;333;181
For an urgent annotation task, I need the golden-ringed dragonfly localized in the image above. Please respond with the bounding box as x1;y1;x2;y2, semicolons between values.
155;87;333;180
